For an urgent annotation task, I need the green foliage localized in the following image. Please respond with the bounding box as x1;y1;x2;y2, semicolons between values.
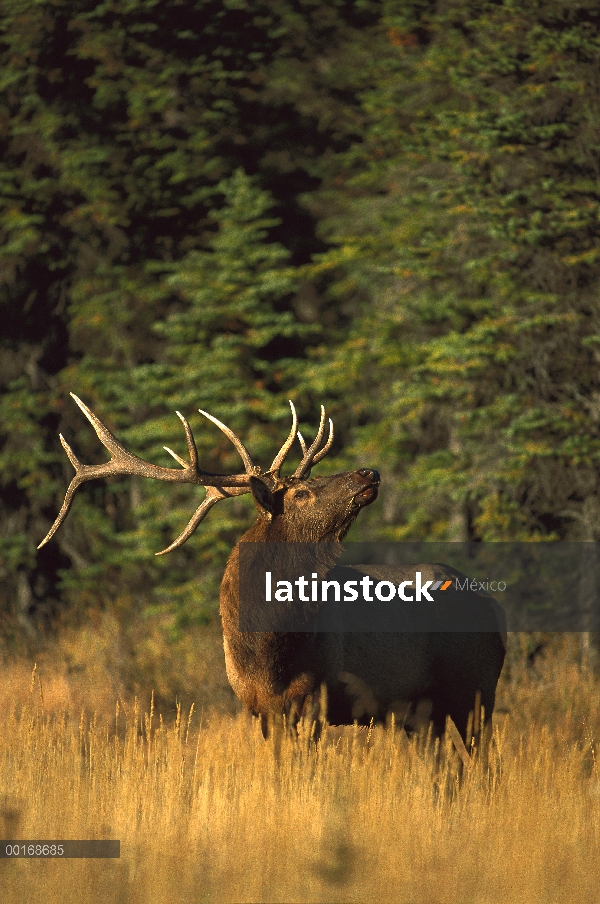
0;0;379;634
89;169;303;626
4;0;600;645
301;0;600;541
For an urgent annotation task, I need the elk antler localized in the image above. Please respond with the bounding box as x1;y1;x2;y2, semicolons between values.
38;394;335;554
294;405;334;478
268;400;298;477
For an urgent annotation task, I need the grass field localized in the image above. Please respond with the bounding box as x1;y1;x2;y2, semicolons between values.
0;636;599;904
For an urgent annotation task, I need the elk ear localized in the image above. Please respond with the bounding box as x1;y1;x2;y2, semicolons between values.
250;476;275;519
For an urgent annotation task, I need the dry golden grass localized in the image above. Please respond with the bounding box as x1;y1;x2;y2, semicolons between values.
0;637;599;904
0;611;236;722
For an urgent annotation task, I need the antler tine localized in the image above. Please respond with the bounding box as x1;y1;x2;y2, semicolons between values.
155;485;248;555
297;431;307;456
69;393;134;461
198;409;259;476
293;406;331;478
176;410;198;468
163;411;199;468
37;435;87;549
163;446;187;467
268;400;298;477
310;418;334;465
293;419;333;478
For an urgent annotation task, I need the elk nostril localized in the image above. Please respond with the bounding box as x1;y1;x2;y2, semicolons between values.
358;468;380;483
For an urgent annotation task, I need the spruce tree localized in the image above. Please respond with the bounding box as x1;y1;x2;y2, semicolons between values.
303;0;600;543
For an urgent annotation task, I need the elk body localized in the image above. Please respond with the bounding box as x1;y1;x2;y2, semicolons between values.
39;395;506;741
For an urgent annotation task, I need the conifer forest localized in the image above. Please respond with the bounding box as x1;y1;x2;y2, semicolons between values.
4;6;600;903
3;0;600;680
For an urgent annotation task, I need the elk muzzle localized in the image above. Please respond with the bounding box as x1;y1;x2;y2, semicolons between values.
353;468;380;507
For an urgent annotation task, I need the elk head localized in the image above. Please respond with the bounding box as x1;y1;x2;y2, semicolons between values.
246;468;380;543
37;394;379;554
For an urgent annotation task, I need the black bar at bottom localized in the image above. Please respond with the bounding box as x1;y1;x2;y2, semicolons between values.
0;841;120;858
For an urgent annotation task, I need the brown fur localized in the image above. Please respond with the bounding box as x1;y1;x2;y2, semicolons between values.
40;397;505;743
219;470;506;741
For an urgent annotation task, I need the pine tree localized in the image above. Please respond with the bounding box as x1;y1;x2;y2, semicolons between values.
303;0;600;543
0;0;379;635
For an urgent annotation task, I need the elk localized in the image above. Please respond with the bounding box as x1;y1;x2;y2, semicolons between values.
39;394;506;742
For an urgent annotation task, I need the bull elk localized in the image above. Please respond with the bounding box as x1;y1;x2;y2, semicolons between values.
39;394;506;742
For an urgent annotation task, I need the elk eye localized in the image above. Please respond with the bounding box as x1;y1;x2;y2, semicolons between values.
294;490;310;500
